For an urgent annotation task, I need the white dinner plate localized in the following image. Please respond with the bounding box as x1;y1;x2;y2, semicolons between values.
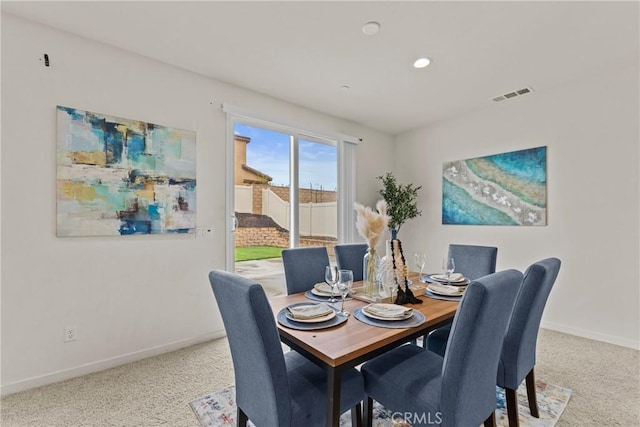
285;309;336;323
427;284;465;297
426;274;469;286
313;283;334;293
431;275;465;282
361;304;413;321
311;288;335;297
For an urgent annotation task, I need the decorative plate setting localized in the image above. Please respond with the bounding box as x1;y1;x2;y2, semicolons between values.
427;283;466;297
361;309;413;321
285;309;336;323
361;303;414;321
304;289;352;302
277;303;348;331
353;308;426;329
423;274;470;286
311;288;335;297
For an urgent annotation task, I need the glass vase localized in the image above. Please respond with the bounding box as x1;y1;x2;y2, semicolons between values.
363;247;380;297
379;240;395;301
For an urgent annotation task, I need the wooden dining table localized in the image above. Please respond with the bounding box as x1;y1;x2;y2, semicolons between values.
268;272;460;427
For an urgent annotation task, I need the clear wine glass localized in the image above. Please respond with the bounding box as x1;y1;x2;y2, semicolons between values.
325;265;339;303
414;253;426;282
442;257;455;285
337;269;353;316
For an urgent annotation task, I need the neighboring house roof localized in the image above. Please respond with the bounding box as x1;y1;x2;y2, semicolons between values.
241;164;272;184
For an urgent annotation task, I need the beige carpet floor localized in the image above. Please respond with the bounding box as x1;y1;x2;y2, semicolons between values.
1;328;638;426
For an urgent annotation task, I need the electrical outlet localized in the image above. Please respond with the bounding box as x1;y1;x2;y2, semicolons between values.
64;326;77;342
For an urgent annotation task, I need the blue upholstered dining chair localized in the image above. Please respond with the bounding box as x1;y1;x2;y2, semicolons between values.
498;257;561;427
361;269;523;427
208;270;365;427
333;243;368;282
281;246;330;295
334;243;368;282
425;244;498;353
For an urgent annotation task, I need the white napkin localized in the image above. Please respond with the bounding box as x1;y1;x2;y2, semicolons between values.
363;303;413;319
286;303;333;319
431;273;465;283
313;283;334;294
427;283;466;296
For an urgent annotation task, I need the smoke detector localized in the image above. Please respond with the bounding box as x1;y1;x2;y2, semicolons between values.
492;86;534;102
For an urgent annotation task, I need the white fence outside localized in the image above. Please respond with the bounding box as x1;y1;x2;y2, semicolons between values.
262;188;337;238
235;185;253;213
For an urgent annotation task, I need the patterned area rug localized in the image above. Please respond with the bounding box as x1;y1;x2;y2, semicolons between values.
190;380;571;426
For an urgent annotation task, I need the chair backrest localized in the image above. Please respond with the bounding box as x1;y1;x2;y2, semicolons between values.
440;269;523;426
281;246;330;294
334;243;368;282
208;270;292;426
448;244;498;280
497;258;561;389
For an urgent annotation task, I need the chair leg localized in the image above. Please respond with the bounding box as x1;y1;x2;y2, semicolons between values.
506;387;519;427
363;397;374;427
526;367;540;418
237;407;248;427
351;402;363;427
483;410;497;427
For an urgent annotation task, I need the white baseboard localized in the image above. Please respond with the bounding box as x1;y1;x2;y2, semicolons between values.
0;330;227;397
541;321;639;350
4;323;636;396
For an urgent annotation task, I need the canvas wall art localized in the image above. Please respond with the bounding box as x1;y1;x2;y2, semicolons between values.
442;146;547;226
57;106;196;236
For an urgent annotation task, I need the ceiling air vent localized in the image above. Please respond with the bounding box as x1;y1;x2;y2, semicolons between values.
492;86;534;102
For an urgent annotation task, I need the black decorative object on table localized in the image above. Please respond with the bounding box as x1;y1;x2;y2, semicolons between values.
389;239;422;305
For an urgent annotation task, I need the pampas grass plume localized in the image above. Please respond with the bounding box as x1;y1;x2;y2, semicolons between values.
354;200;389;249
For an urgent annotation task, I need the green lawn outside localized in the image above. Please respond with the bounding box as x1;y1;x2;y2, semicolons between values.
235;246;284;262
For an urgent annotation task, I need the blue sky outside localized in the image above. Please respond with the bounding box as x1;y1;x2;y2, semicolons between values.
235;124;337;190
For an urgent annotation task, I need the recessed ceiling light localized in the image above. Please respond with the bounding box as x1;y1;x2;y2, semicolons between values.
413;57;431;69
340;85;350;91
362;21;380;36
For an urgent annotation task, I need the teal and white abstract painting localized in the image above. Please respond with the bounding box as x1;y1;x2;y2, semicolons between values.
442;146;547;226
57;106;197;236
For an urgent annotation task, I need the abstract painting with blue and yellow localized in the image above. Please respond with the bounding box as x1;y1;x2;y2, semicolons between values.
442;146;547;226
56;106;196;236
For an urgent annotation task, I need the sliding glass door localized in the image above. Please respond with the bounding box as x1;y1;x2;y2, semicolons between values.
223;105;359;288
230;122;338;290
297;137;338;247
233;122;337;245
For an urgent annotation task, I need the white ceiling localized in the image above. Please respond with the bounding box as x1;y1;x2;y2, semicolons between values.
3;1;638;135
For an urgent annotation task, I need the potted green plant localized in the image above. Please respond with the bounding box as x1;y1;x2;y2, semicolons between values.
377;172;423;304
377;172;422;239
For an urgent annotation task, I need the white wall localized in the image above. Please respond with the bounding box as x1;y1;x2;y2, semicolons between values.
0;14;394;394
395;63;640;349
